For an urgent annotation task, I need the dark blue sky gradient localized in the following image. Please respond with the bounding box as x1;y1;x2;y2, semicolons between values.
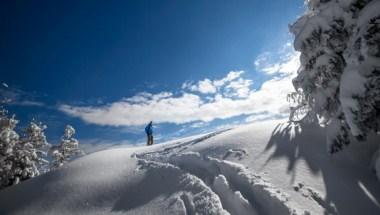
0;0;304;144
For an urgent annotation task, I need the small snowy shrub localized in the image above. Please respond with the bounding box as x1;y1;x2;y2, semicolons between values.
19;122;50;175
289;0;380;155
51;125;81;169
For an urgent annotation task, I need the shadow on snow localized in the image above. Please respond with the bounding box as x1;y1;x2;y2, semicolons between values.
264;121;380;215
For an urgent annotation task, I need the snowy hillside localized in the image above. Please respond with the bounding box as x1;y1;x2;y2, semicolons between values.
0;120;379;215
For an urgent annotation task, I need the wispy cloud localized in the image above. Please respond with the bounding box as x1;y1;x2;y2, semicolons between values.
12;100;45;107
255;42;299;76
0;84;45;107
189;121;209;128
182;71;244;95
60;45;300;127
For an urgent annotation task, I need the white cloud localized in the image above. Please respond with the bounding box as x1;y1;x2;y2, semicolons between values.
254;52;270;67
224;78;253;98
183;71;245;95
255;43;300;76
214;71;244;87
60;48;300;127
189;121;209;128
124;92;173;104
261;53;300;75
197;79;217;94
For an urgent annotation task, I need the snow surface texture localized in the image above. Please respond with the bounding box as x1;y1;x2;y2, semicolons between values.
0;120;380;214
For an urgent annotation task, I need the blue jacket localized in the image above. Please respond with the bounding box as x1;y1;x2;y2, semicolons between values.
145;122;153;135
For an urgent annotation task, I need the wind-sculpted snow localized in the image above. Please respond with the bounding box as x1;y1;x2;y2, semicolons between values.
136;159;229;215
170;152;294;215
135;135;297;215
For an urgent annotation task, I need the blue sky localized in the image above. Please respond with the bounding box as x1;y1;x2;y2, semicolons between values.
0;0;304;147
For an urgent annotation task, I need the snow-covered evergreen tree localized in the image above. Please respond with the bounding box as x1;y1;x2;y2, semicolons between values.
0;81;82;187
289;0;380;154
0;108;50;189
18;122;50;176
51;125;81;169
0;108;20;188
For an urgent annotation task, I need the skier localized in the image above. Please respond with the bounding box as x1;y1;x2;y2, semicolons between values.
145;121;153;146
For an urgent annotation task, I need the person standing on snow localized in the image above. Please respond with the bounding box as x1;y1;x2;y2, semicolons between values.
145;121;154;146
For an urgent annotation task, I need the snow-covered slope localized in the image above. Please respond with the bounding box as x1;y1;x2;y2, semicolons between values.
0;120;379;215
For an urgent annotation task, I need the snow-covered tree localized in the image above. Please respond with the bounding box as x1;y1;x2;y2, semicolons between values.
0;108;50;189
0;82;82;188
289;0;380;154
18;122;50;175
51;125;81;169
0;108;20;188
